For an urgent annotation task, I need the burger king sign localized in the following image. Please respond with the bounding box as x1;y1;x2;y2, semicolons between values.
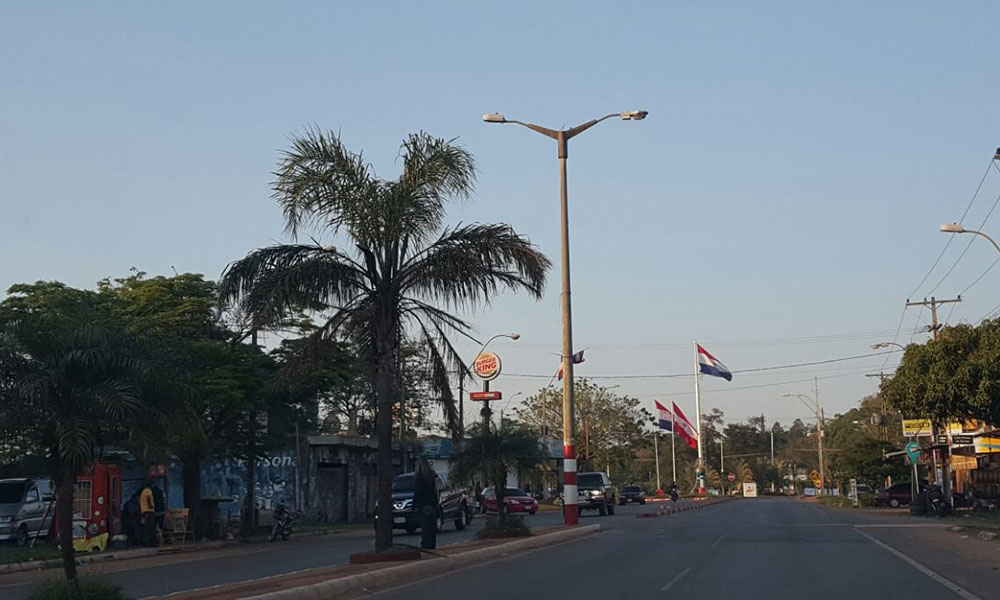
473;351;501;381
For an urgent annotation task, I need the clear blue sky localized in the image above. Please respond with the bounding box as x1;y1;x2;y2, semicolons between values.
3;2;1000;429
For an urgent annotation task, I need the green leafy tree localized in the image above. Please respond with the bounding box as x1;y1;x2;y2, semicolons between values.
883;322;1000;424
0;282;167;584
218;130;550;551
449;420;546;522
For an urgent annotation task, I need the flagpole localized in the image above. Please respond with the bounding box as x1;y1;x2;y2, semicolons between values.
653;431;661;492
671;430;676;487
694;341;705;493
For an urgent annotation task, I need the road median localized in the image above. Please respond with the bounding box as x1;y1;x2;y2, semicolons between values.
161;524;600;600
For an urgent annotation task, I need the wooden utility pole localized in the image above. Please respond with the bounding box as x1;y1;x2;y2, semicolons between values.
905;296;961;340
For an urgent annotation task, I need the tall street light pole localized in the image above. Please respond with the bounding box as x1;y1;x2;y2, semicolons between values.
784;391;825;496
483;109;647;525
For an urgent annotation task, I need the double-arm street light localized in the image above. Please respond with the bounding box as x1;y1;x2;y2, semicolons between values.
483;110;647;525
783;392;826;496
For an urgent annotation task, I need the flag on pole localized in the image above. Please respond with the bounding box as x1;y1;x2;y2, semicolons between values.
696;344;732;381
654;400;673;432
672;402;698;449
556;350;586;381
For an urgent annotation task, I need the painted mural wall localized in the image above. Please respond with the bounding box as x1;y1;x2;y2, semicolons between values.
200;451;297;517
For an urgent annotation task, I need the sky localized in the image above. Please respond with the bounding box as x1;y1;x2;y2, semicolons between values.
2;2;1000;431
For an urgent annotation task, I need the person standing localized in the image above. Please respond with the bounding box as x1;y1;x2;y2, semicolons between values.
123;490;141;546
413;458;439;550
140;480;158;547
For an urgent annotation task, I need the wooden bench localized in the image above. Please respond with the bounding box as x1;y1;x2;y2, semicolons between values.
162;508;190;548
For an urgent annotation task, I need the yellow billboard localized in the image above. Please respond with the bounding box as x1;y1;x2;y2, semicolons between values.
902;419;933;437
975;437;1000;454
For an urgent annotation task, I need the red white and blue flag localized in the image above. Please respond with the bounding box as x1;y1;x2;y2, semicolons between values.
672;402;698;449
654;400;673;432
697;344;732;381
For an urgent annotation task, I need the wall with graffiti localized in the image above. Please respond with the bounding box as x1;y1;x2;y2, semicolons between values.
200;451;296;517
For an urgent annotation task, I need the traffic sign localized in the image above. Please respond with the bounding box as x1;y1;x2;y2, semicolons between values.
953;434;974;445
727;472;736;482
936;435;949;445
905;441;921;463
469;391;501;401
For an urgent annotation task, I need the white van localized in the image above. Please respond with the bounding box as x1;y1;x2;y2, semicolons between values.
0;478;54;545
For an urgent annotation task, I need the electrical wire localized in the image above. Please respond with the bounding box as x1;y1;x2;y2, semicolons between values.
909;159;994;299
927;163;1000;296
503;349;900;380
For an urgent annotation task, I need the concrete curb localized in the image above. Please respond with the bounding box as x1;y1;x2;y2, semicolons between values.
241;524;602;600
0;528;356;575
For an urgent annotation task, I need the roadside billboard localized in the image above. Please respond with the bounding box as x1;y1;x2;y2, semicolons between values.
902;418;933;437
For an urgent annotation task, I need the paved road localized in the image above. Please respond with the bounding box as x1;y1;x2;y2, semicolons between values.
364;498;1000;600
1;503;657;599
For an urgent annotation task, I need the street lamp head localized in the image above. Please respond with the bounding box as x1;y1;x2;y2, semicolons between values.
508;333;520;340
940;223;965;234
870;342;886;350
482;113;506;124
621;110;648;121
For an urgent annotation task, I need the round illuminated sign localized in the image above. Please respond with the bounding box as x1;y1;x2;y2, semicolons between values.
473;352;502;381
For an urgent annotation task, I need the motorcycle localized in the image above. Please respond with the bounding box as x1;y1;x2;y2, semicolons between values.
268;505;300;541
927;487;951;518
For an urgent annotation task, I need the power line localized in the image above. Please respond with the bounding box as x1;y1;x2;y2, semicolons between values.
504;349;901;381
927;162;1000;296
909;159;994;299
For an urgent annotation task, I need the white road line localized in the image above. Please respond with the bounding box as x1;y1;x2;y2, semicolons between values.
854;528;984;600
712;534;726;547
855;524;948;529
660;566;692;592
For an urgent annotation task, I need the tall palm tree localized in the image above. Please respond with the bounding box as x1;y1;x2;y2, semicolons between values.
0;283;162;583
219;130;550;551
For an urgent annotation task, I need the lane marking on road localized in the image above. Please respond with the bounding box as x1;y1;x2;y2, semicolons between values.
660;566;692;592
853;528;984;600
711;535;726;547
854;524;948;529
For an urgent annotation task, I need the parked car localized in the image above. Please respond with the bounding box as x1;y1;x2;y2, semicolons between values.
481;487;538;515
374;472;473;534
875;482;928;507
0;477;54;546
619;485;646;505
576;472;617;516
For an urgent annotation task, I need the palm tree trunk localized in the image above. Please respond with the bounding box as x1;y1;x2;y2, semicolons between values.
181;459;202;538
52;460;78;581
374;348;396;552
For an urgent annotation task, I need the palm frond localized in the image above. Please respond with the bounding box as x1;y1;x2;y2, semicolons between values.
401;223;550;310
272;128;379;238
219;244;369;326
87;379;142;422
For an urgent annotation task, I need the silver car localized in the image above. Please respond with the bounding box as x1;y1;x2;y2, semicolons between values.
0;478;54;545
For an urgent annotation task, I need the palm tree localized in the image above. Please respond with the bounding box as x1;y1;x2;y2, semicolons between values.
218;130;550;551
449;420;547;522
0;283;162;584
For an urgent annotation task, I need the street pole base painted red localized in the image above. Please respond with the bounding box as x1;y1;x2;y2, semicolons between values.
563;504;579;525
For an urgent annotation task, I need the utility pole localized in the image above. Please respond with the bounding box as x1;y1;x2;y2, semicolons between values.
905;296;961;340
653;431;661;492
815;377;825;496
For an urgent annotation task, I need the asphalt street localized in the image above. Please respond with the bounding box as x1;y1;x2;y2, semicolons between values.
0;503;636;599
363;498;1000;600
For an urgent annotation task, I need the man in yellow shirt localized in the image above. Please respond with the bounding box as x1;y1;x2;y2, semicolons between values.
140;480;157;546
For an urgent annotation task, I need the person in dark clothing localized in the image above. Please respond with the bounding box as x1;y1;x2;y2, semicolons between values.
123;491;141;546
413;458;439;550
151;482;166;531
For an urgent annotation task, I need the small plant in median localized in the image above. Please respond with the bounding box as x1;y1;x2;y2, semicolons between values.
26;577;124;600
475;514;531;540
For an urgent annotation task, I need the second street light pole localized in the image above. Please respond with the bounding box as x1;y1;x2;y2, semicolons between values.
484;109;647;525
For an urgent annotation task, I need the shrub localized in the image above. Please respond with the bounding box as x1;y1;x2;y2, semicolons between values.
475;514;531;540
26;577;124;600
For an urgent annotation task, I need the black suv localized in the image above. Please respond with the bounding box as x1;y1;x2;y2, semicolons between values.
375;472;473;534
576;472;617;516
619;485;646;505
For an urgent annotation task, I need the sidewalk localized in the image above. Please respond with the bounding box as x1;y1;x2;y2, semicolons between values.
0;526;369;575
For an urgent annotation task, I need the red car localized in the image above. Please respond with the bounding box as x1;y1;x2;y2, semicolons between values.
482;487;538;515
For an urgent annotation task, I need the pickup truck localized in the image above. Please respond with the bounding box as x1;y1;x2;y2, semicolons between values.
375;472;473;534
